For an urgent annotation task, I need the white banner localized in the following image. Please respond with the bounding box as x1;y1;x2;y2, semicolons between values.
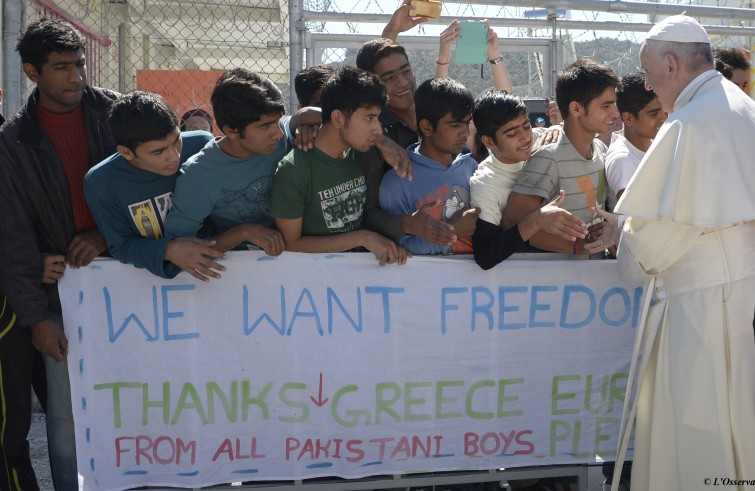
60;252;641;491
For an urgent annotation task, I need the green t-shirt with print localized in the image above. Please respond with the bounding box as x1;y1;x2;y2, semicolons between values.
270;147;367;236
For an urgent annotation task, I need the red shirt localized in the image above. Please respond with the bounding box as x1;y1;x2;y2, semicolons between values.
37;104;97;234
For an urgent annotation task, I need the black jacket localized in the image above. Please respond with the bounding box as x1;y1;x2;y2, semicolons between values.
0;86;118;326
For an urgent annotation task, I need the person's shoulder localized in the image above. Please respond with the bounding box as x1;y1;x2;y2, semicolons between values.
276;147;312;174
525;142;558;166
182;130;214;142
379;166;408;190
181;138;222;170
180;131;214;157
0;107;27;140
85;152;125;185
593;138;608;155
85;86;121;108
606;136;630;158
470;160;496;184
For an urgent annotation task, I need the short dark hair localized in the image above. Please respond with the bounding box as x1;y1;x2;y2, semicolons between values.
16;18;86;72
294;65;335;107
211;68;285;136
415;78;474;130
107;91;178;152
320;66;387;123
714;47;751;71
556;59;620;119
473;90;527;142
715;58;734;80
356;38;410;74
616;72;658;117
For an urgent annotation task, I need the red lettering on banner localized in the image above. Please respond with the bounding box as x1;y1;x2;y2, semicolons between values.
463;430;535;456
115;435;196;466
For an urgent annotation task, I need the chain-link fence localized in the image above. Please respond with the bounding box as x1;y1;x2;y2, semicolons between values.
2;0;754;122
4;0;293;128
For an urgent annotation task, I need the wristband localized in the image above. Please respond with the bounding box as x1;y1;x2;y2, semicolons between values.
489;55;504;65
435;59;449;65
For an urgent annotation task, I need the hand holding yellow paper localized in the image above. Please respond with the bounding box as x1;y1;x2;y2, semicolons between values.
409;0;442;19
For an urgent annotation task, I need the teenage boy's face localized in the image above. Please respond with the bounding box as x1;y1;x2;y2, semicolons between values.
424;112;472;157
24;49;86;114
488;112;533;164
120;128;182;176
629;97;667;140
373;53;416;114
581;86;619;134
342;105;383;153
237;112;284;157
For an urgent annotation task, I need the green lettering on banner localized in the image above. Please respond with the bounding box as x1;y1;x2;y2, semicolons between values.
497;378;524;417
551;375;580;415
171;382;208;425
404;382;433;421
93;381;141;428
435;381;464;420
375;382;401;424
466;380;495;419
279;383;309;423
332;384;371;427
241;381;272;420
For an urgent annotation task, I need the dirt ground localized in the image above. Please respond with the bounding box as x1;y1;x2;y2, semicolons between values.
30;399;53;491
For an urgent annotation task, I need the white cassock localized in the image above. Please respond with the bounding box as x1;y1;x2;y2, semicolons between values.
614;70;755;491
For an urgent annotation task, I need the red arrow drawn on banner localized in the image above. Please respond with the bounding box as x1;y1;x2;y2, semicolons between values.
310;372;329;407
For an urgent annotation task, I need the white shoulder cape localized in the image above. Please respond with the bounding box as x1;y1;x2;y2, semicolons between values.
616;71;755;227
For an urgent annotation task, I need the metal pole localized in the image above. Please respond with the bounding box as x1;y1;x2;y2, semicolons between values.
288;0;305;112
3;0;24;116
302;11;755;37
482;0;755;21
118;23;126;94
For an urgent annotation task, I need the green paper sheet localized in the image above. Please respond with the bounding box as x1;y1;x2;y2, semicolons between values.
454;21;488;64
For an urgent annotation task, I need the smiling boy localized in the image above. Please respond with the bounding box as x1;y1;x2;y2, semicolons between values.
356;38;456;248
84;91;221;281
469;91;586;269
605;72;667;210
502;59;620;255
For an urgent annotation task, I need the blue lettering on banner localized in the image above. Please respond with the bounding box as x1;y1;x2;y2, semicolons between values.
105;285;198;343
242;285;406;336
440;285;643;333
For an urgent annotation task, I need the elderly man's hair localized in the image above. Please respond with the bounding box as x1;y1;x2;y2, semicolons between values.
644;40;713;72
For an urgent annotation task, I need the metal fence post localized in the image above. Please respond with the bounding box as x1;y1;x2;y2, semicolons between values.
2;0;24;116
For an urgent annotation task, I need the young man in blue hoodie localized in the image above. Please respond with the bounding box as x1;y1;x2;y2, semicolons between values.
84;91;221;281
379;77;479;255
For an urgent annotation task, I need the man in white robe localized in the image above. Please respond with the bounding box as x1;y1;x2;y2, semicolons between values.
588;14;755;491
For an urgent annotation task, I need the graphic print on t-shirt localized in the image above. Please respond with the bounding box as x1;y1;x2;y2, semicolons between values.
575;170;607;221
415;183;473;254
129;191;172;239
319;176;366;232
219;176;271;223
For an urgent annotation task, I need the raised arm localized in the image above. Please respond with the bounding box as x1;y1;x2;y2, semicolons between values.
436;20;461;78
382;0;430;41
486;23;513;93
